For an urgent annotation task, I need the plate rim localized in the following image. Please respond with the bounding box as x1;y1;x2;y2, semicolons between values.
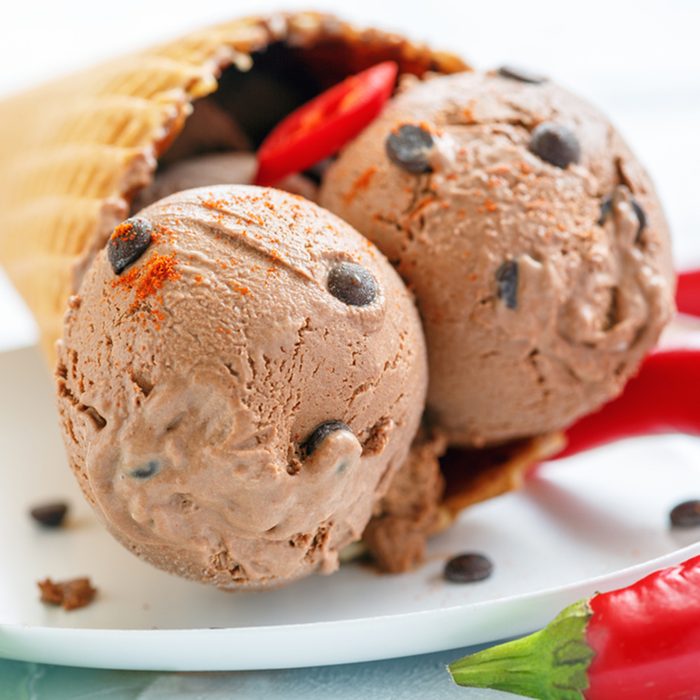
2;542;699;671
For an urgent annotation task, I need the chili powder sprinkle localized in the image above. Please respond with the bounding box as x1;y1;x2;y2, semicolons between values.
112;253;180;317
343;165;378;204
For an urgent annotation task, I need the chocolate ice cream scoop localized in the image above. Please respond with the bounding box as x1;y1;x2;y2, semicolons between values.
320;71;675;447
57;185;427;589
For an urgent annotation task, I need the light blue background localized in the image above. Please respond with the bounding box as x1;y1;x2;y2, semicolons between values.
0;644;515;699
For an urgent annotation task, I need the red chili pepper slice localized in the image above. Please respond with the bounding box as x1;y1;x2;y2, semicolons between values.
254;61;398;187
449;555;700;698
553;349;700;460
677;269;700;317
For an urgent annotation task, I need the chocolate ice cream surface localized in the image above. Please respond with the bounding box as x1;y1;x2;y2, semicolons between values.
321;70;675;447
57;185;427;589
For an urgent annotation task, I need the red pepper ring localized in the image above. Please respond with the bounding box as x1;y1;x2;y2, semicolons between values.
254;61;398;187
551;348;700;461
677;269;700;317
449;554;700;698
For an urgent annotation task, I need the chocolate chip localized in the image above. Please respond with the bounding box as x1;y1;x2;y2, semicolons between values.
444;553;493;583
598;195;647;241
631;200;647;242
129;460;160;479
670;500;700;528
328;262;378;307
598;196;613;226
385;124;434;174
107;217;153;275
30;501;69;528
496;260;519;310
303;420;352;458
529;123;580;169
497;65;547;84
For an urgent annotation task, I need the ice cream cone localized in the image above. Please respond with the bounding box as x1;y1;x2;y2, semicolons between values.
0;12;562;573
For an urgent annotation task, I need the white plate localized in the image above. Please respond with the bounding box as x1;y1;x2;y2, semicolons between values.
1;345;699;671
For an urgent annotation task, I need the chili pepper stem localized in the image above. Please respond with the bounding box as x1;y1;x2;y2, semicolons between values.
448;599;594;700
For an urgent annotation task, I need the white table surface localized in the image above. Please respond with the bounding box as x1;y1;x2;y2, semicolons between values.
0;1;698;697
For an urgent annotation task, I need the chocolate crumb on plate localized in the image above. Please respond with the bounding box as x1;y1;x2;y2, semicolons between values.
37;577;97;611
30;501;69;528
444;553;494;583
670;499;700;528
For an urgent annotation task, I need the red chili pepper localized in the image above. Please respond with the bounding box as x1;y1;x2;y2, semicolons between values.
254;61;398;186
677;269;700;317
449;554;700;698
553;349;700;460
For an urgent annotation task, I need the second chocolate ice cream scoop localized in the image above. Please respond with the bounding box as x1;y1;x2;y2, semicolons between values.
320;70;675;447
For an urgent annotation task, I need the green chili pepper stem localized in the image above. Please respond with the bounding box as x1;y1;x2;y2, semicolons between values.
448;599;594;700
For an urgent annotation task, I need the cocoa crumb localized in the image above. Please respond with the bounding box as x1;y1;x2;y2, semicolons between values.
38;577;96;611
